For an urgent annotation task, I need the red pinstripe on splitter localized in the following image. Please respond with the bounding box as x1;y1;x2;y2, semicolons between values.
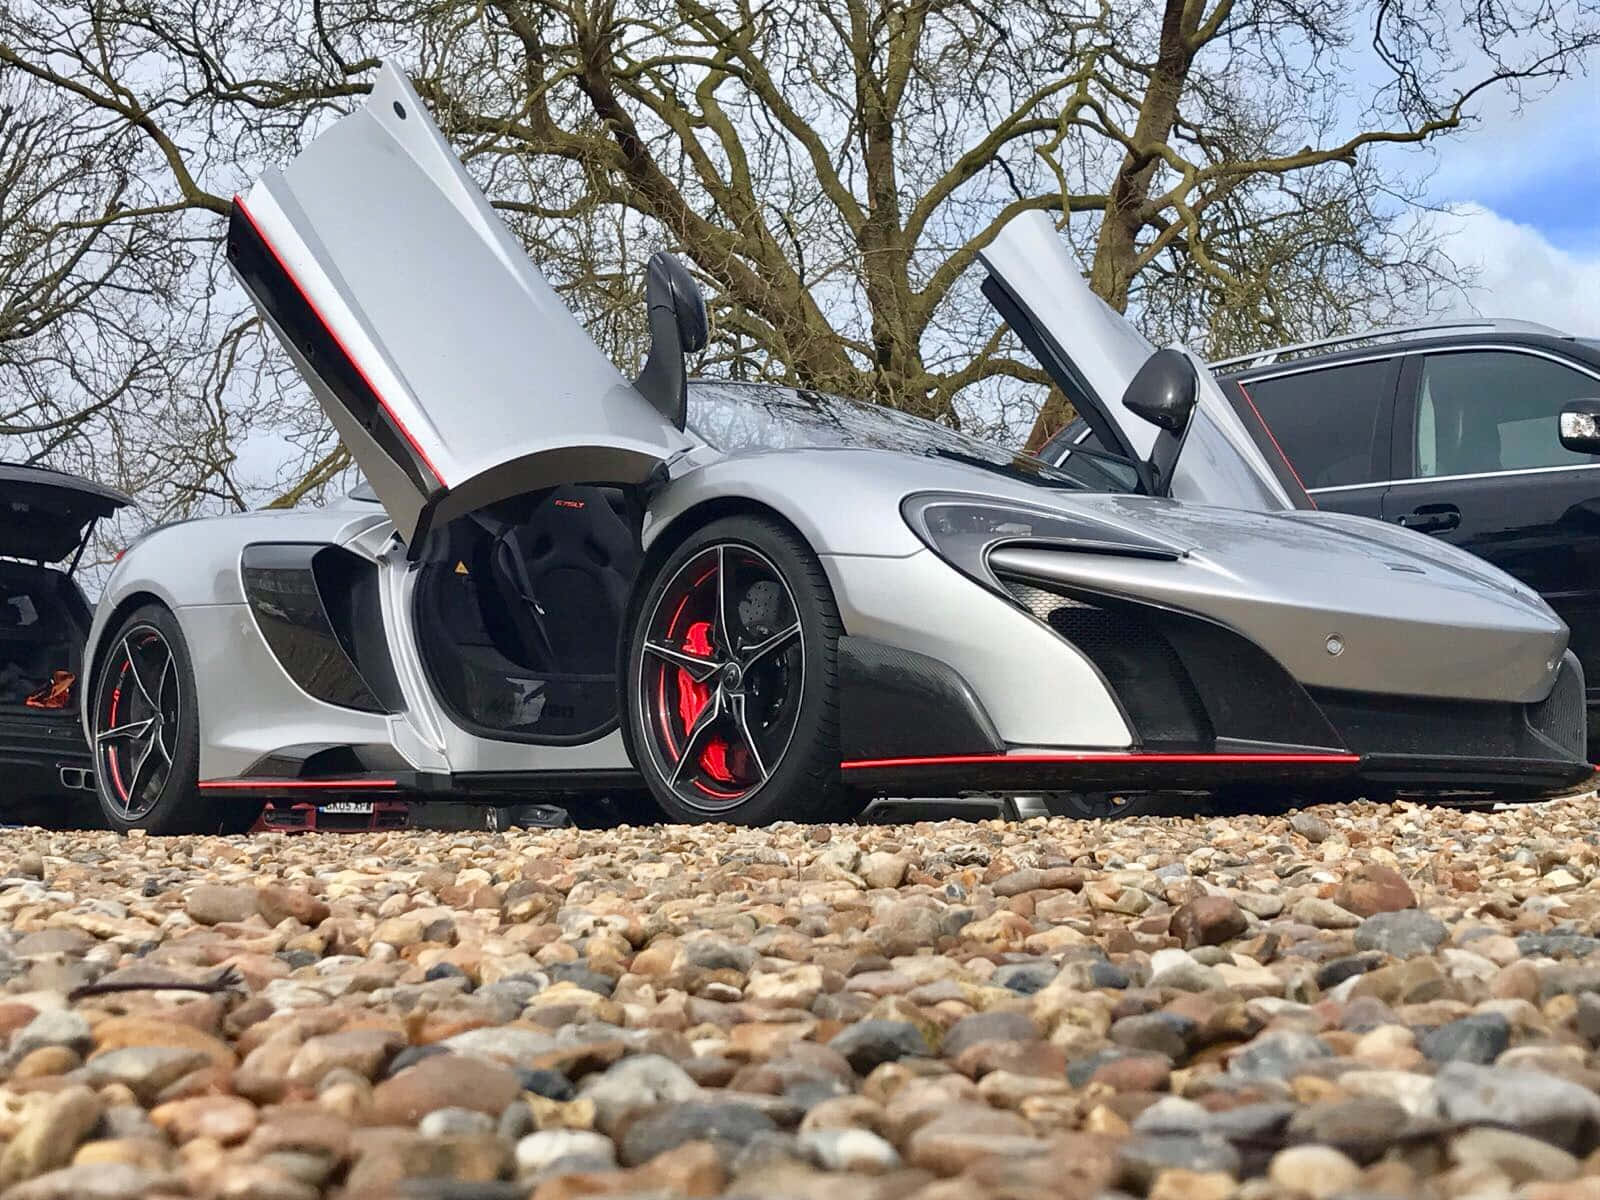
198;778;399;791
840;752;1360;770
232;195;448;490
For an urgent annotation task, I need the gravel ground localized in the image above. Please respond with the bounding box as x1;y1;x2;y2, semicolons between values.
0;798;1598;1198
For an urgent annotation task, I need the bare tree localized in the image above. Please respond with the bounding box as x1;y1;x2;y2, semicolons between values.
0;69;334;541
0;0;1593;505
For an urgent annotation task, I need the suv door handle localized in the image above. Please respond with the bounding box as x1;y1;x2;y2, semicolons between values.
1395;503;1461;534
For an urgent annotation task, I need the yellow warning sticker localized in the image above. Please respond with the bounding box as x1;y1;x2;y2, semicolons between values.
454;561;469;575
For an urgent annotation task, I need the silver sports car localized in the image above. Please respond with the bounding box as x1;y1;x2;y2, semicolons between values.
80;65;1590;833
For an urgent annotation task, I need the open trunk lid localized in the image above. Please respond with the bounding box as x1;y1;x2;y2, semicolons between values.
0;465;130;566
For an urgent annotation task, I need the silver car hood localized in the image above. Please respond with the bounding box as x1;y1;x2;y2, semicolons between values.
652;445;1567;703
979;211;1298;512
228;63;690;546
987;490;1567;703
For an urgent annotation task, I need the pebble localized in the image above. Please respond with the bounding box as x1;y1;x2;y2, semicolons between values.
1227;1031;1332;1080
0;1086;101;1186
0;799;1588;1197
1292;896;1362;929
11;1010;89;1058
827;1020;932;1072
81;1046;210;1101
515;1128;617;1176
940;1010;1038;1058
1268;1144;1362;1197
619;1100;776;1165
1290;812;1331;842
1354;908;1448;958
1432;1062;1600;1151
1418;1012;1511;1064
1333;862;1417;916
1450;1125;1581;1183
1169;896;1248;948
371;1053;523;1124
0;1162;172;1200
797;1128;901;1172
1286;1097;1407;1163
1148;948;1224;991
184;882;259;925
1118;1133;1242;1191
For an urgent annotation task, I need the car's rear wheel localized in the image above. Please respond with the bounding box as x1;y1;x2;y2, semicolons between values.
625;515;859;825
91;605;248;834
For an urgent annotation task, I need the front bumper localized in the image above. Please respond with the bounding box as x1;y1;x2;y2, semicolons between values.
838;578;1590;800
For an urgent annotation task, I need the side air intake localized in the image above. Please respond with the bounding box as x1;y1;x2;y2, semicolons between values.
999;576;1346;752
1001;579;1211;748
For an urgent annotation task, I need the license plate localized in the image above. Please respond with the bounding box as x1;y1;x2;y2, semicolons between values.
321;801;373;814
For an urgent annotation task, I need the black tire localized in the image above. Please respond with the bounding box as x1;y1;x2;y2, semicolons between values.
623;514;860;825
90;605;254;835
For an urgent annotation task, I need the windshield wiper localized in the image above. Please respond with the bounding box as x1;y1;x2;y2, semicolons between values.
922;446;1086;489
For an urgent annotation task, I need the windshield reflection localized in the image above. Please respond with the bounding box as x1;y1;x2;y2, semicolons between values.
686;381;1128;492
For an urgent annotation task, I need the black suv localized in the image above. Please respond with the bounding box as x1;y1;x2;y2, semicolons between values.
1043;319;1600;738
0;465;131;822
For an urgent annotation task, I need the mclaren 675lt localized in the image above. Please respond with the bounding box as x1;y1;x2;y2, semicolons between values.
80;64;1589;832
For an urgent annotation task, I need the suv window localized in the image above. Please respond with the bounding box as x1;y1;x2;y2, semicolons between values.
1239;359;1391;489
1413;350;1599;478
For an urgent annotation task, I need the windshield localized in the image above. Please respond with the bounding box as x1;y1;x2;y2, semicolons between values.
686;380;1130;491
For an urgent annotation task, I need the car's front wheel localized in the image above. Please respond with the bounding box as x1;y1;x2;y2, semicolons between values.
91;605;247;834
624;515;860;825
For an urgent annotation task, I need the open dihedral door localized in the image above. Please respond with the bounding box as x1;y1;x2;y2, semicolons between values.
227;64;692;550
979;211;1307;512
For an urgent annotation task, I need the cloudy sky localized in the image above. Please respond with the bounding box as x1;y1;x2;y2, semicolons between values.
1411;72;1600;335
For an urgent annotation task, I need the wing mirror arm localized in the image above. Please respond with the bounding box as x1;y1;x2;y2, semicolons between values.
633;252;709;429
1559;399;1600;456
1121;348;1198;496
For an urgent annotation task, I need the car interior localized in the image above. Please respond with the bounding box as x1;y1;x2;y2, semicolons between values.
0;562;89;712
413;483;642;742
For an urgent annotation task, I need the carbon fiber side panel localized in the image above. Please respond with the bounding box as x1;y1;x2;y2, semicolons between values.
838;636;1003;761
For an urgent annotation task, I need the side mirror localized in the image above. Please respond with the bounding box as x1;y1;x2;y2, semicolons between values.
1559;399;1600;455
633;252;707;426
648;252;708;353
1121;349;1197;496
1122;348;1197;434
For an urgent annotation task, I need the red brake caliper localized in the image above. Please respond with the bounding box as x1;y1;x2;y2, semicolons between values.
674;620;734;785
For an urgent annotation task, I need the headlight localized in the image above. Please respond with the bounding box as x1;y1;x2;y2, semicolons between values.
901;493;1185;583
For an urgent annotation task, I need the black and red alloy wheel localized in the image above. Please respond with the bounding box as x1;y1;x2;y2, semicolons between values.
637;542;805;814
94;625;182;821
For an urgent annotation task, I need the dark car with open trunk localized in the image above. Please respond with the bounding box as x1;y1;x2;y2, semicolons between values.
0;465;131;822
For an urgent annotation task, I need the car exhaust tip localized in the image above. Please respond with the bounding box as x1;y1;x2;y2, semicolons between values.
57;766;95;792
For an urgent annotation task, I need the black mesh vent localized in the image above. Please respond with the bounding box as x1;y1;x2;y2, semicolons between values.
1005;581;1091;623
1531;654;1586;759
1002;580;1211;747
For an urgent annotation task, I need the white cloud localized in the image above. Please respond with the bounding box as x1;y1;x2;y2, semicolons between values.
1425;204;1600;337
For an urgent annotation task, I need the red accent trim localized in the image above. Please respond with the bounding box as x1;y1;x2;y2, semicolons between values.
198;778;399;791
231;195;449;490
106;678;127;802
840;751;1361;770
1235;381;1314;508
